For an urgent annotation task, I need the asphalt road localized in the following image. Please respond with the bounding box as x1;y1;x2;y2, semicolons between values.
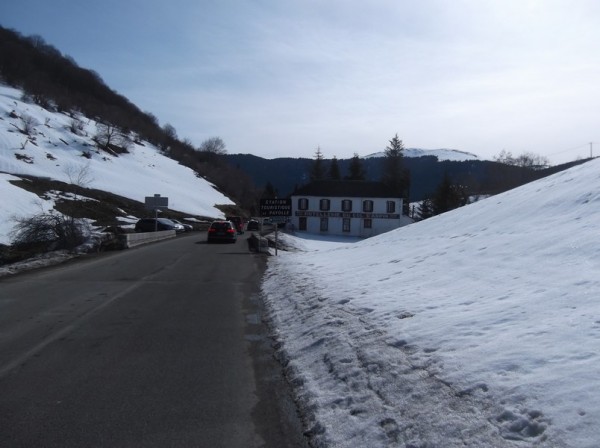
0;232;308;448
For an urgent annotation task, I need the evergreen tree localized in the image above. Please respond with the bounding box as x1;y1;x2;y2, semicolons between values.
329;155;341;180
432;173;468;215
345;153;366;180
381;133;407;197
417;198;434;220
310;146;325;181
262;181;278;199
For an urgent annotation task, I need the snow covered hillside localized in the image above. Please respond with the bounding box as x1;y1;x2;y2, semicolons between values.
262;158;600;447
0;84;233;245
366;147;480;161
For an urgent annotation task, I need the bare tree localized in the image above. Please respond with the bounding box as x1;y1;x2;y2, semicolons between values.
515;152;550;170
163;123;177;140
199;137;227;155
494;150;550;170
64;162;94;190
95;122;131;153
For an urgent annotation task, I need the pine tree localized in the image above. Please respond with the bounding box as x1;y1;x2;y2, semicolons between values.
329;156;341;180
381;133;407;197
310;146;325;181
262;181;278;199
345;153;366;180
418;198;434;220
432;173;468;215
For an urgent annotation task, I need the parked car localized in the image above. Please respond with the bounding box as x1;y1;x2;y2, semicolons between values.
226;216;244;234
207;220;237;243
246;219;260;231
165;219;185;232
135;218;179;232
170;218;193;232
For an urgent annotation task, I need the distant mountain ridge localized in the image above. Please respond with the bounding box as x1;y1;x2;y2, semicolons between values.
226;151;586;202
366;148;480;161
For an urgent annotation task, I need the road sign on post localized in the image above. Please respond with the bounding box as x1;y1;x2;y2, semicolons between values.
145;194;169;210
259;198;292;217
259;198;291;256
145;194;169;231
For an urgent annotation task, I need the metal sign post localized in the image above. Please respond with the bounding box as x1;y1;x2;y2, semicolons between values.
145;194;169;231
259;198;292;256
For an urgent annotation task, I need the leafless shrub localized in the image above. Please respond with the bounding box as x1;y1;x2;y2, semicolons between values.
64;162;94;191
19;114;39;136
68;117;86;135
10;211;88;251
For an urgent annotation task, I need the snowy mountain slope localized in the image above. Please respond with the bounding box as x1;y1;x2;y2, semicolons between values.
262;158;600;447
366;147;480;161
0;84;233;244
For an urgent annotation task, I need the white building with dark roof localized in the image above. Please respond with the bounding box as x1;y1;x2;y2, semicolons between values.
290;180;413;238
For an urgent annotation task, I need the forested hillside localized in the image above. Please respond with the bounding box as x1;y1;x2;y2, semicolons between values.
0;25;258;210
226;153;589;202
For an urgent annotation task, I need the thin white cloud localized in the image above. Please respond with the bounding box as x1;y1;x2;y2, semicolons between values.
2;0;599;162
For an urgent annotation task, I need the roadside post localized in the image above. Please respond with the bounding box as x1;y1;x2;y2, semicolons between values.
144;194;169;231
259;198;292;256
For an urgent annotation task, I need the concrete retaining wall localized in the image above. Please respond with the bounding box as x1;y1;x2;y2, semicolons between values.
122;230;176;248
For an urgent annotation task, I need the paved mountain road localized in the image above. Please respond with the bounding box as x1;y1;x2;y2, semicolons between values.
0;233;307;448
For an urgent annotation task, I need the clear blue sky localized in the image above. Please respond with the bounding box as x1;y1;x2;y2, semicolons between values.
1;0;599;163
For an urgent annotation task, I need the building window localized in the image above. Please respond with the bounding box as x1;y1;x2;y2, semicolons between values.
363;200;373;212
342;218;351;232
299;217;307;231
298;198;308;210
341;199;352;212
320;217;329;231
319;199;330;211
386;201;396;213
364;218;372;229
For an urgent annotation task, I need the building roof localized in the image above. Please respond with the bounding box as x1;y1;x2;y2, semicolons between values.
292;180;399;198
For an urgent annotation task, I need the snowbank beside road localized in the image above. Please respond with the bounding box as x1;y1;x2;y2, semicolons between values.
262;159;600;447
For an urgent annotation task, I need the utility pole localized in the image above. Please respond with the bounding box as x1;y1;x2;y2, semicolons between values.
590;142;593;159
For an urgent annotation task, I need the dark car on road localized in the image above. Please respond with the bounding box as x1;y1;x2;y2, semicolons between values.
135;218;180;232
207;220;238;243
246;219;260;231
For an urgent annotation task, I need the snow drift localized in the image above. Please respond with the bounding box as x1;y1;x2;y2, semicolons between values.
263;158;600;447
